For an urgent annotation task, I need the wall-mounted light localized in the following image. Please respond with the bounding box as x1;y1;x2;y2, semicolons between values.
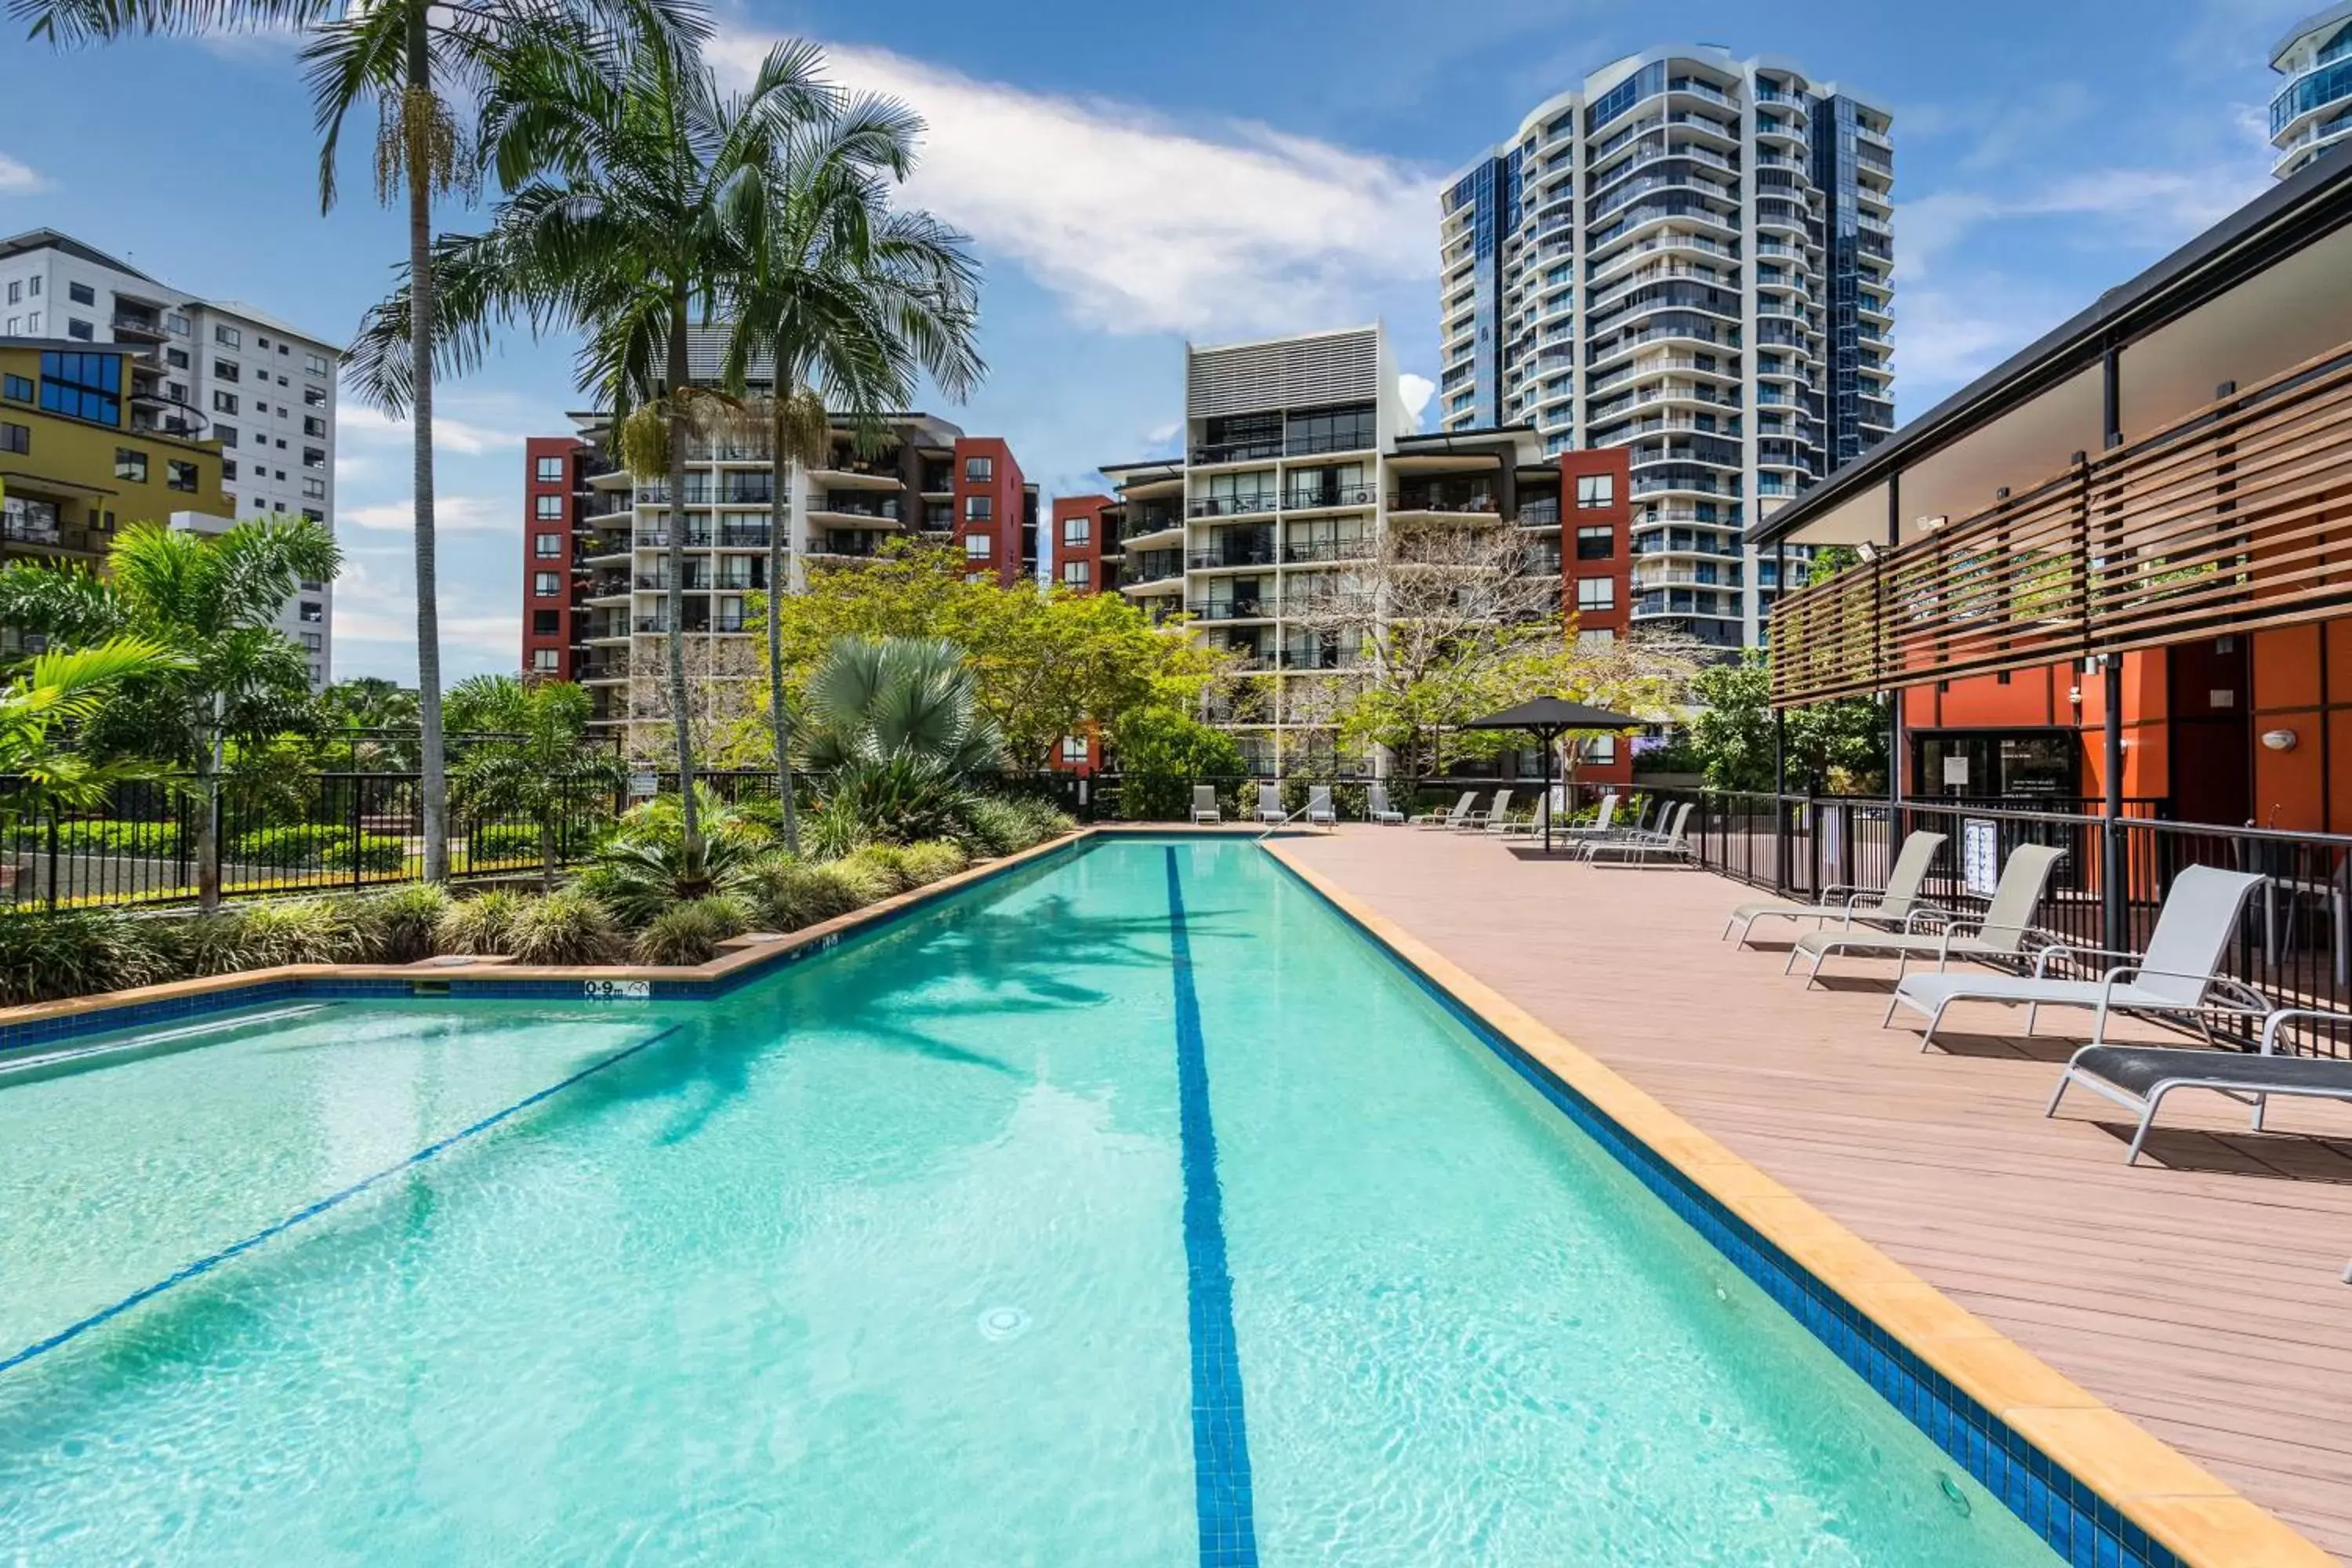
2262;728;2299;753
1857;541;1879;562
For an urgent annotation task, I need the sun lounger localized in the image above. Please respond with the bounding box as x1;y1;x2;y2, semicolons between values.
1306;785;1336;826
1583;800;1693;865
1456;789;1512;831
1414;790;1476;829
1788;843;2065;985
1189;786;1221;824
1366;782;1406;824
1254;782;1286;824
1528;793;1614;844
1497;793;1553;837
1725;830;1947;947
2046;1007;2352;1163
1889;863;2270;1051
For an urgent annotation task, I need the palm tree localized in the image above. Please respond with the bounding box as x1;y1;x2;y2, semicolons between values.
0;519;341;909
717;89;982;855
0;641;189;829
15;0;708;889
443;673;621;888
349;36;915;860
795;635;1001;847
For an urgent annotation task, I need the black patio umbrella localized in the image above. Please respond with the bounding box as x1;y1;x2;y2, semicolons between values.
1461;697;1647;852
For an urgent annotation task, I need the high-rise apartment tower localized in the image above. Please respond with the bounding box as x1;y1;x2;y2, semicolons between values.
1437;48;1893;648
2270;5;2352;179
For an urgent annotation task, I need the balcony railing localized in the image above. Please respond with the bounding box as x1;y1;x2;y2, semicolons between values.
1188;494;1277;518
1771;337;2352;708
1281;539;1372;563
1281;485;1378;510
1388;493;1498;515
1189;548;1276;569
1187;600;1269;621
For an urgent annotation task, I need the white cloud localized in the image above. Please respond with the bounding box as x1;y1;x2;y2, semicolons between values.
337;403;528;459
1896;161;2270;283
0;153;47;196
1397;372;1435;434
330;553;517;671
708;34;1440;339
342;493;514;534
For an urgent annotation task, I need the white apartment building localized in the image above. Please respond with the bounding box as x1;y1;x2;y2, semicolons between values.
1437;47;1894;649
2270;5;2352;179
0;230;338;685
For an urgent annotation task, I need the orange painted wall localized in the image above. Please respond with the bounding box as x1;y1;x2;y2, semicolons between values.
1899;648;2169;800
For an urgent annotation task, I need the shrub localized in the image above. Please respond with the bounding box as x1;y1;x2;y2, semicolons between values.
358;882;451;964
169;913;260;978
798;794;873;860
506;887;622;965
435;888;528;956
631;894;751;965
0;908;175;1006
589;831;764;929
953;796;1032;858
58;819;184;858
230;898;367;968
825;857;898;906
815;755;978;846
742;856;870;931
466;823;541;865
900;840;970;885
841;844;916;895
230;826;405;873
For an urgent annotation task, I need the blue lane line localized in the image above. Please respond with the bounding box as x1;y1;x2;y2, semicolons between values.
0;1022;689;1379
1163;848;1260;1568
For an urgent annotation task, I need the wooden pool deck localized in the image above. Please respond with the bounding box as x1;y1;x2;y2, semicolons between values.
1270;826;2352;1563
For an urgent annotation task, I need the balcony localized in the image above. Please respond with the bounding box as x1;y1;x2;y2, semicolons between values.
1189;547;1277;570
813;494;899;521
1191;438;1283;466
634;614;748;634
1281;485;1377;511
110;307;169;342
1186;599;1269;621
1188;493;1278;520
1389;492;1499;516
1281;539;1373;564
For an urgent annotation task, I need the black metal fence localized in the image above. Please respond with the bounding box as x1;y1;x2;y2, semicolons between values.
1639;786;2352;1056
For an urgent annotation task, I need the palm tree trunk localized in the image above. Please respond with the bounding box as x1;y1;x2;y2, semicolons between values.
665;293;698;851
405;13;448;884
195;696;223;913
768;415;797;855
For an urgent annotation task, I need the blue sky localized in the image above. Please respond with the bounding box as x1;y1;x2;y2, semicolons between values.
0;0;2309;682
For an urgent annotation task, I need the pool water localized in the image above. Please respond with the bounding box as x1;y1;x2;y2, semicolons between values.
0;839;2058;1564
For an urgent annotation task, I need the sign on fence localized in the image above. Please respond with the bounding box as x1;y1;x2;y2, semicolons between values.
627;773;659;798
1963;818;2000;897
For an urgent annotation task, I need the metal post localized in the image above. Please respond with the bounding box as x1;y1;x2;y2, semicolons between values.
44;811;58;913
2100;346;2129;955
1886;474;1904;810
1773;541;1790;894
350;774;366;892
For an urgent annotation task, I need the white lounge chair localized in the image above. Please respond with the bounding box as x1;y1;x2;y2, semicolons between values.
2047;1007;2352;1165
1583;800;1693;865
1189;786;1221;824
1456;789;1512;831
1890;863;2270;1051
1306;785;1336;826
1414;790;1476;829
1787;843;2065;985
1538;793;1620;848
1366;782;1406;825
1724;830;1949;948
1254;782;1286;824
1495;793;1552;837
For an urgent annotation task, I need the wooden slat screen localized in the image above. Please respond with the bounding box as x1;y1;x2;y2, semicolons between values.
1771;340;2352;706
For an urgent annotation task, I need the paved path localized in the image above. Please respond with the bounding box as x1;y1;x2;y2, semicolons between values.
1272;826;2352;1561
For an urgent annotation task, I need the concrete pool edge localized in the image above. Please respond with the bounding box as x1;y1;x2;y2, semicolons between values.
1258;839;2332;1568
0;829;1110;1057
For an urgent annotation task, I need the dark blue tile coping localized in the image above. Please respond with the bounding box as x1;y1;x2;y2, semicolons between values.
1163;848;1260;1568
0;835;1105;1063
1259;850;2187;1568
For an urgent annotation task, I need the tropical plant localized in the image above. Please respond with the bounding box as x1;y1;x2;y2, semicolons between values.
0;907;173;1006
359;880;452;963
898;838;967;884
588;831;764;928
1109;705;1247;822
953;796;1035;858
797;636;1002;775
632;893;750;964
506;887;622;964
314;676;421;770
443;673;622;888
434;887;528;956
230;897;368;967
739;854;868;931
0;520;340;909
351;35;883;861
0;640;185;828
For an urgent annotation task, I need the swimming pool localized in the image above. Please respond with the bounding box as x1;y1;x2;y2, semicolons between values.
0;837;2063;1564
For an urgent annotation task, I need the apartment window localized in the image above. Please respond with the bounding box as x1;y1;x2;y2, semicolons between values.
223;460;238;481
213;390;239;414
534;532;561;558
1581;734;1617;765
964;455;993;483
301;477;326;500
1575;474;1615;508
213;359;240;383
167;310;188;336
2;316;14;334
24;310;38;333
304;385;327;408
256;335;270;349
1060;736;1087;765
299;601;324;624
530;648;560;673
40;350;120;425
165;459;199;492
66;318;93;341
535;493;564;520
214;325;241;348
532;609;560;635
533;570;561;596
303;414;327;439
4;281;15;303
1061;515;1090;546
964;495;992;522
0;422;26;456
1575;576;1615;612
535;456;564;483
303;352;329;376
302;509;323;524
67;281;94;306
1575;525;1614;560
964;533;993;561
0;374;28;402
114;447;148;481
25;277;38;297
1577;627;1617;649
302;446;325;470
300;631;325;653
1061;560;1090;587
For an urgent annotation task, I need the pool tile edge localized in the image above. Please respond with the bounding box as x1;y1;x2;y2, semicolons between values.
1259;840;2333;1568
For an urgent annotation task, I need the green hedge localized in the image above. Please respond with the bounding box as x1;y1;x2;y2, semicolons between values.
231;825;405;873
466;823;541;863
